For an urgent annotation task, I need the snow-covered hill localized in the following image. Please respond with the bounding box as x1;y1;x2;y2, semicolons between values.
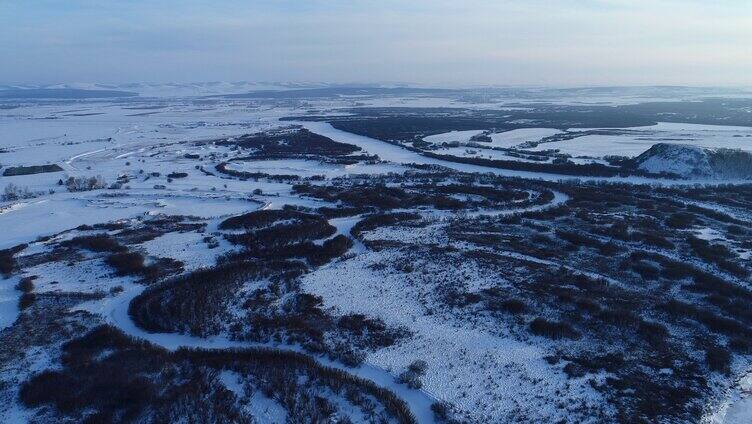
0;82;334;98
636;143;752;179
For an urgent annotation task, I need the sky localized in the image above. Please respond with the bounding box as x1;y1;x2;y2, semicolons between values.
2;0;751;87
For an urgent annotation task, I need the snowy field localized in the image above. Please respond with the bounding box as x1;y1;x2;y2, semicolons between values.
533;123;752;158
2;90;752;424
423;123;752;160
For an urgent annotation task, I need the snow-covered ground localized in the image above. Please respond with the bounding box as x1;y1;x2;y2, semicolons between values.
533;123;752;158
423;130;485;145
489;128;564;149
300;247;606;423
3;93;752;423
299;121;752;186
225;159;406;178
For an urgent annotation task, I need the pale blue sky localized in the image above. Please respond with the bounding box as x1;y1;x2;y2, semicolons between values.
2;0;751;86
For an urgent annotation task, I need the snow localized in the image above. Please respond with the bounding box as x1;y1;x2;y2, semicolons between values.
26;257;126;295
0;277;20;330
140;230;226;272
247;388;288;422
635;143;752;179
225;159;406;179
0;192;259;250
423;130;484;145
219;370;288;423
298;121;752;186
4;93;752;422
431;146;553;163
489;128;564;149
534;122;752;158
695;227;726;242
637;144;710;176
75;280;438;424
300;247;607;423
706;373;752;424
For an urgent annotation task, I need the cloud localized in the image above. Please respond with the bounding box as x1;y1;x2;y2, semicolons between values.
1;0;750;86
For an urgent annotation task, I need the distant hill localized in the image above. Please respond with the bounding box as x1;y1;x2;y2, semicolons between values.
635;143;752;179
217;86;457;99
0;88;138;99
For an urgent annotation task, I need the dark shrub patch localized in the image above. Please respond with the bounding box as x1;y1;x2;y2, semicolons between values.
555;230;604;250
19;293;36;310
665;212;695;229
310;235;353;266
431;401;450;420
632;261;661;280
220;209;323;231
21;325;416;424
563;362;587;378
637;321;669;348
351;212;421;238
0;244;26;275
705;346;731;374
106;252;146;276
16;276;36;293
687;237;746;277
2;164;63;176
529;317;580;340
60;234;126;253
221;128;361;157
488;298;527;314
130;260;305;336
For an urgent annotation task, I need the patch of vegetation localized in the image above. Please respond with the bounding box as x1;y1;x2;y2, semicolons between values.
0;243;26;275
528;317;580;340
2;164;63;176
20;326;416;423
60;234;126;253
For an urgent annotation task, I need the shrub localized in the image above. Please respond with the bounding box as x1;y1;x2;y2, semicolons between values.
489;298;527;314
106;252;146;276
310;235;353;266
408;360;428;375
220;209;321;231
2;183;41;201
27;325;417;424
529;317;580;340
60;234;125;253
0;244;26;275
351;213;421;239
727;225;747;236
665;212;695;229
19;293;36;310
632;262;661;280
397;370;423;389
555;230;603;250
706;346;731;374
729;338;752;354
15;276;35;293
637;321;669;348
563;362;587;378
66;175;106;192
2;164;63;176
431;402;450;420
